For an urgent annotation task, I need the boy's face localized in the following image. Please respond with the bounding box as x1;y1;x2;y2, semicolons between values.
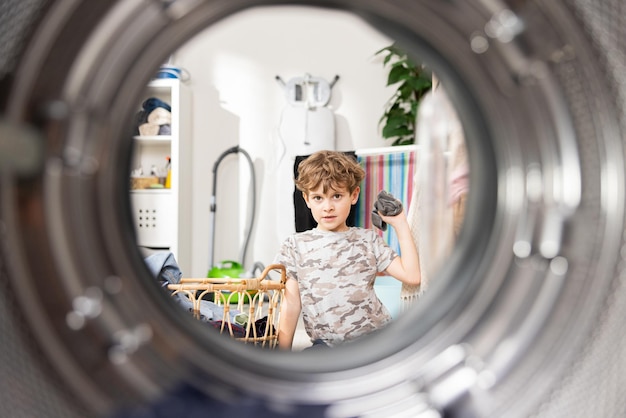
304;184;359;232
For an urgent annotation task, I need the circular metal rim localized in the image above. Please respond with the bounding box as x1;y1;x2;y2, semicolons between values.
1;0;623;416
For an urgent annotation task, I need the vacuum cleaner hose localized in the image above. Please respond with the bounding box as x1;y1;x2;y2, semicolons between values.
210;145;256;267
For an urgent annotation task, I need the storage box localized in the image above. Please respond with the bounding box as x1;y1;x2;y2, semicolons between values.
131;191;175;247
130;176;160;190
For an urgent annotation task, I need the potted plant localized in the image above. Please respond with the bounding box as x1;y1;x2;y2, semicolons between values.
376;43;432;146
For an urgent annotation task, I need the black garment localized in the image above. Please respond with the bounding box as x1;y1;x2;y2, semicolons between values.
304;339;330;350
371;190;403;231
254;316;275;337
293;152;358;232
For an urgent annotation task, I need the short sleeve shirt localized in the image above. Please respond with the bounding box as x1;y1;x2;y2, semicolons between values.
274;227;397;346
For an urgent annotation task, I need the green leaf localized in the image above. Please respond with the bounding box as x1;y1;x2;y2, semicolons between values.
377;42;431;145
382;124;412;138
387;101;405;113
389;45;404;55
384;114;408;129
384;107;409;122
398;83;414;99
406;77;432;91
393;136;415;146
387;67;406;85
410;102;419;119
374;46;391;56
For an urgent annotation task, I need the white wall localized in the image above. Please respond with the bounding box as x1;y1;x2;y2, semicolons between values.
172;6;397;276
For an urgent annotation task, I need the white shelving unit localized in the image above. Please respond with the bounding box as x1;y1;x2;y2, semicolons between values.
130;78;192;274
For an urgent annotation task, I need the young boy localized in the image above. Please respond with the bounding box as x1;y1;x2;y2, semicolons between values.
274;150;420;350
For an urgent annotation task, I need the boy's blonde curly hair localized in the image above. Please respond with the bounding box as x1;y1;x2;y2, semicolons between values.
295;150;365;195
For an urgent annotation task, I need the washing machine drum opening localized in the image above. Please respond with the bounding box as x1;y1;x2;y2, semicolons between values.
0;1;625;418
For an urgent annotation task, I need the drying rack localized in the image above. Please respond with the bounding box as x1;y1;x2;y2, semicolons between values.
167;264;286;348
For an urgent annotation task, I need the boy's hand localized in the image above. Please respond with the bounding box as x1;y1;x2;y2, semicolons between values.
379;207;407;228
372;190;403;231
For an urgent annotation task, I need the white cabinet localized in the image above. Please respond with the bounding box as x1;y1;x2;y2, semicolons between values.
130;78;192;274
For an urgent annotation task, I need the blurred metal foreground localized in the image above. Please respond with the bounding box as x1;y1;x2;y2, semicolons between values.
0;0;625;417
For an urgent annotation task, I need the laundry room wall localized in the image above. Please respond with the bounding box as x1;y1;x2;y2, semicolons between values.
172;5;398;277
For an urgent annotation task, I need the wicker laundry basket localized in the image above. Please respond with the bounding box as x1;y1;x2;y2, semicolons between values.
167;264;286;348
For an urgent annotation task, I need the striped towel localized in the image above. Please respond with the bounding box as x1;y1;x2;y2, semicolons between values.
355;149;416;254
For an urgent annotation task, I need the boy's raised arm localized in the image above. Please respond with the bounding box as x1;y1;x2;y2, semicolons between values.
381;210;421;286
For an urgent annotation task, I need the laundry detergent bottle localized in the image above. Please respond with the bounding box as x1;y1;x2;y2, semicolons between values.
165;156;172;188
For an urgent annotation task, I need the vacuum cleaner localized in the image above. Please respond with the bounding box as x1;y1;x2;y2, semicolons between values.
207;146;265;302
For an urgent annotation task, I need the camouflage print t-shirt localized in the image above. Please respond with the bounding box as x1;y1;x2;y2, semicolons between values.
274;227;397;347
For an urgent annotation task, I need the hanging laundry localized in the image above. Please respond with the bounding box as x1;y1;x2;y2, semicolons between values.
402;85;468;308
354;147;416;254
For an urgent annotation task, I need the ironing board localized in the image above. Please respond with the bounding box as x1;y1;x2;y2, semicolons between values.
168;264;286;348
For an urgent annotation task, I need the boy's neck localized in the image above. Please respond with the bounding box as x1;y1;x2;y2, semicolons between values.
316;225;351;233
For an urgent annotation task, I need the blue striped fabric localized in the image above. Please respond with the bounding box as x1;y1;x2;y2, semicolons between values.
355;149;416;254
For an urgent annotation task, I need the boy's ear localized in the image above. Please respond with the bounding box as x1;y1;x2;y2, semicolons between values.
351;187;360;205
302;192;310;208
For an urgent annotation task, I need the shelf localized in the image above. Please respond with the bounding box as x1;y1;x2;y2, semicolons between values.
134;135;173;144
130;188;173;194
147;78;178;89
131;77;191;274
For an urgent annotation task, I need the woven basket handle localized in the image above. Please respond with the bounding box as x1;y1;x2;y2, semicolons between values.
258;263;287;284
